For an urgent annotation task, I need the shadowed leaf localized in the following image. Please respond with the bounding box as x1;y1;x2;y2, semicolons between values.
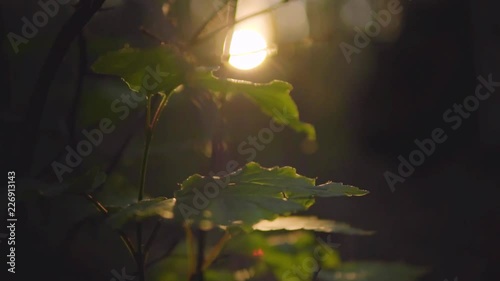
107;197;176;229
92;46;186;93
174;162;368;226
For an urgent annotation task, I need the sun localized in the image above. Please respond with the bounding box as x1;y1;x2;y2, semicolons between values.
228;29;268;70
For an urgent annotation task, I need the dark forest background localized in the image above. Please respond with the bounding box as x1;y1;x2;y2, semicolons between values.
1;0;499;280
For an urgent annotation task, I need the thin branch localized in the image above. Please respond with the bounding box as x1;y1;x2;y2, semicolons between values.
104;128;136;174
144;220;162;259
82;193;136;258
138;130;152;202
146;235;181;269
35;32;89;179
150;92;168;130
23;0;106;175
312;262;322;281
67;32;88;140
188;0;233;45
119;233;137;260
202;231;231;270
84;193;108;214
190;0;294;46
185;224;196;277
140;26;166;44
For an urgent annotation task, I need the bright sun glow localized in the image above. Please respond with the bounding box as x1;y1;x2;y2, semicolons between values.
228;29;268;70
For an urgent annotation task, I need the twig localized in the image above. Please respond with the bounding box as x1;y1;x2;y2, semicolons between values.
185;224;196;277
144;220;162;260
67;32;88;140
190;0;295;46
140;26;166;44
150;92;168;130
35;32;88;180
202;231;231;270
136;90;167;281
146;235;181;269
104;126;137;174
312;262;322;281
84;193;108;214
188;0;233;45
82;193;136;258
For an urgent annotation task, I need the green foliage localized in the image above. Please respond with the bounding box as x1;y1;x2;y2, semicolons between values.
174;162;367;226
92;46;187;93
147;239;235;281
222;231;341;281
91;46;316;140
77;78;138;128
148;231;341;281
192;71;316;140
24;33;424;281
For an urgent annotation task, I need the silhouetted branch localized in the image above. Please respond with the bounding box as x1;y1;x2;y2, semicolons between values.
23;0;106;175
67;32;88;140
190;0;295;46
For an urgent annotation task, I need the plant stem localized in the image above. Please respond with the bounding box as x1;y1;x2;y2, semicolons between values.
138;132;153;201
135;91;171;281
82;193;136;259
194;229;206;281
145;236;181;270
312;262;322;281
185;224;196;277
136;94;154;281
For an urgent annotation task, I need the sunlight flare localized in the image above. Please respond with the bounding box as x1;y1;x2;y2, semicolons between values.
228;29;268;70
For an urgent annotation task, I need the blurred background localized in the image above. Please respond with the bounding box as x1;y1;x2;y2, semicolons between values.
1;0;499;280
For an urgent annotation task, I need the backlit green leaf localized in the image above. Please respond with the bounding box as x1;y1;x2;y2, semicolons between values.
191;71;316;140
174;162;368;226
252;216;374;235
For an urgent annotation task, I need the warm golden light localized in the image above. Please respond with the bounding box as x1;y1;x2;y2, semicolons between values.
228;29;268;70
